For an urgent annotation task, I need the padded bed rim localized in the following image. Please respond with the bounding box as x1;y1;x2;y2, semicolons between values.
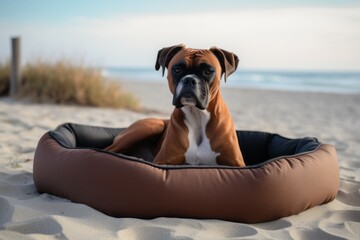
33;123;340;223
47;123;323;170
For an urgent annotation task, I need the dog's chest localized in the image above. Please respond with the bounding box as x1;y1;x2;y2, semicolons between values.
181;106;219;165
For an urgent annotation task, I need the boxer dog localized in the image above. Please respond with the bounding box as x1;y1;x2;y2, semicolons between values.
105;44;245;166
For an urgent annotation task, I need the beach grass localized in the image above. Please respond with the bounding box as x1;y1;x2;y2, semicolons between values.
0;61;10;96
18;60;139;109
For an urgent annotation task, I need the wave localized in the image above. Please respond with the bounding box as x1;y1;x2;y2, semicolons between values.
104;67;360;94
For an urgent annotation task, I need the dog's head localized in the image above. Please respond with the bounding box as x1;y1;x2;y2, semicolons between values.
155;44;239;110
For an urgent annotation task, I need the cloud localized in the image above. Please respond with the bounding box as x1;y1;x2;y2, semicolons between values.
1;7;359;70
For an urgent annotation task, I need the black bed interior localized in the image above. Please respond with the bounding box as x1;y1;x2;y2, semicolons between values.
49;123;320;166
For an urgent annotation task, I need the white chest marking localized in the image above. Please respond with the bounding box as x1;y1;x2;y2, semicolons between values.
181;106;220;165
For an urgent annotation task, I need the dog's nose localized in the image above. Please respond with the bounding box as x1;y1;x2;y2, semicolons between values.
183;77;197;87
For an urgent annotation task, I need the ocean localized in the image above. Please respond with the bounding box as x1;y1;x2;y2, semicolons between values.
103;67;360;94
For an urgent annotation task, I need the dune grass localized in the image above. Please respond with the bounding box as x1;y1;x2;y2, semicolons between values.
0;61;10;96
18;60;139;109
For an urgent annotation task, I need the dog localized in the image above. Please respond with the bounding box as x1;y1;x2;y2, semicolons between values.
105;44;245;166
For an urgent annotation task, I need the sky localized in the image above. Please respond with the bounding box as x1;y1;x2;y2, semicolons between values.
1;0;360;71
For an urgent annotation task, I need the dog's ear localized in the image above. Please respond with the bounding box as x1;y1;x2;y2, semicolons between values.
155;44;185;76
210;47;239;82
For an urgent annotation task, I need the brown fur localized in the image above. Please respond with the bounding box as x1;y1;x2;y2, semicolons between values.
105;45;245;167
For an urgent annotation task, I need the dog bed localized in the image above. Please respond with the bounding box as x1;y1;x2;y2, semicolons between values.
33;123;339;223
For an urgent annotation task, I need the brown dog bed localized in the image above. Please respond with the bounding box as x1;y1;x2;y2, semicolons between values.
33;123;339;223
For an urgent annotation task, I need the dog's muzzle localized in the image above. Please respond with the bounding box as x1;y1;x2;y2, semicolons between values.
172;75;209;110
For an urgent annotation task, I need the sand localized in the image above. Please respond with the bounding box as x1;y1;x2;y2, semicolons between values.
0;81;359;239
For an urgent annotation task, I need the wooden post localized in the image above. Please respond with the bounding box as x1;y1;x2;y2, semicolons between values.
10;37;21;96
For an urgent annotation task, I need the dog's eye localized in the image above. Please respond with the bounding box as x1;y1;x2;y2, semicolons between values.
204;68;215;76
172;67;182;74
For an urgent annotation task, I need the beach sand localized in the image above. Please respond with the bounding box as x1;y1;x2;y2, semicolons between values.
0;81;359;239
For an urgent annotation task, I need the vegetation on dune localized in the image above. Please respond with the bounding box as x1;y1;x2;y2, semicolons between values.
0;59;140;110
0;61;10;96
